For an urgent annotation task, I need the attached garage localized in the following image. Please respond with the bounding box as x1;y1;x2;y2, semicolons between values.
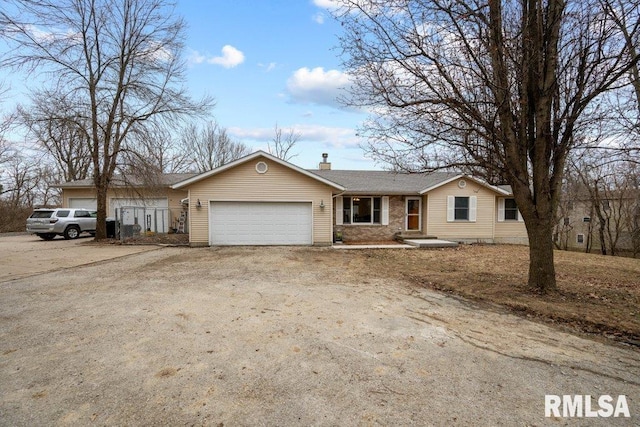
171;151;345;247
209;201;312;245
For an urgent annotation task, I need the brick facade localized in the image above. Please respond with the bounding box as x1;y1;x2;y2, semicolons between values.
335;195;406;242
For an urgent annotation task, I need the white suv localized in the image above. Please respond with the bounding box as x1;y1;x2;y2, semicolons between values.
26;208;97;240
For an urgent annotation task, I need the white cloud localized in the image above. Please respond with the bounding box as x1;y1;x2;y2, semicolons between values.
188;50;207;65
313;0;339;9
312;12;325;24
187;45;245;68
286;67;352;108
228;124;361;148
259;62;277;72
209;45;245;68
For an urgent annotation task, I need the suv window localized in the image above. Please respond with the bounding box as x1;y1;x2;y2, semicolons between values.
56;210;70;218
30;211;55;219
74;210;90;218
89;211;98;218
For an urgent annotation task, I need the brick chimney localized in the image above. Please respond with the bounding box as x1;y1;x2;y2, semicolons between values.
319;153;331;170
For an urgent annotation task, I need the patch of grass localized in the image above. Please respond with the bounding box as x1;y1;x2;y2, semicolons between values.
365;245;640;346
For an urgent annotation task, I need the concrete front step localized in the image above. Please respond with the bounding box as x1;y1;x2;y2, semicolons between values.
396;234;439;242
403;239;459;248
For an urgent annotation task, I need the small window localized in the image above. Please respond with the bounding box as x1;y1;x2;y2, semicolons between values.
504;198;518;220
563;217;570;226
454;197;469;221
577;234;584;244
56;210;70;218
343;197;352;224
373;197;381;223
583;217;591;223
602;200;610;210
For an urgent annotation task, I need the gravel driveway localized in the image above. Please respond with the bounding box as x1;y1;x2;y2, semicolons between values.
0;243;638;426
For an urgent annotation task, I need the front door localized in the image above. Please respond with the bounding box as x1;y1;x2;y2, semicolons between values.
406;197;421;231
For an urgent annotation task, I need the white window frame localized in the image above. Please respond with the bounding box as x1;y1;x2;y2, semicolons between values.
497;198;523;222
336;196;389;226
577;233;585;244
405;197;422;231
447;195;477;222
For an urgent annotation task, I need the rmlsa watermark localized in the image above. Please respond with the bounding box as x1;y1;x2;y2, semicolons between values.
545;395;630;418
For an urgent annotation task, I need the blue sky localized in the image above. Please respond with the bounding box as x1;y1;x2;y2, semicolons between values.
175;0;375;170
0;0;379;170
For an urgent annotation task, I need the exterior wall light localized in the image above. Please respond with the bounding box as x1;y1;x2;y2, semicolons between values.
320;200;325;209
196;199;202;209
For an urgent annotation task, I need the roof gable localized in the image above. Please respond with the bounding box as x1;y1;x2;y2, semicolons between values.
311;170;461;195
419;174;511;195
170;151;345;191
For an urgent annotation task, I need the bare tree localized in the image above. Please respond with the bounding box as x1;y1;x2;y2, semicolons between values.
572;153;640;256
1;0;214;239
18;91;92;182
268;123;300;161
333;0;640;292
120;124;191;181
181;121;250;172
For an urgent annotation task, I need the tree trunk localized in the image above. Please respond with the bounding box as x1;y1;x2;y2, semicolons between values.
95;184;108;240
598;217;607;255
525;219;557;293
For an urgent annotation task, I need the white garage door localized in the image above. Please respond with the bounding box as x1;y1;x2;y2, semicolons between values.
69;198;97;210
210;201;312;245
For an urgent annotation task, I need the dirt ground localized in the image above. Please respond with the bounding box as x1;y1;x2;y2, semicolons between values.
0;241;638;425
366;245;640;346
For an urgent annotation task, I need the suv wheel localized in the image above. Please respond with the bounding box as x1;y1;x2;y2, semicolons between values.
37;233;56;241
64;226;80;240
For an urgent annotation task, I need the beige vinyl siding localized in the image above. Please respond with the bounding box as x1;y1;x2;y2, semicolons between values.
495;199;528;244
421;195;428;233
494;222;528;244
62;188;98;208
426;180;495;240
187;157;334;245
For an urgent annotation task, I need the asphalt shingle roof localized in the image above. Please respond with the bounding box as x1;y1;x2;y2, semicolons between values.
58;173;197;188
58;168;511;196
310;170;461;195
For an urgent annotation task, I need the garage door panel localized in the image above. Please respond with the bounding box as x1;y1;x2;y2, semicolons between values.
210;202;312;245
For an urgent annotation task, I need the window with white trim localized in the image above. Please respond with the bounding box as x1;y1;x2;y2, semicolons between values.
455;197;469;220
577;233;585;244
342;197;382;224
447;195;477;222
498;198;522;222
504;198;518;220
